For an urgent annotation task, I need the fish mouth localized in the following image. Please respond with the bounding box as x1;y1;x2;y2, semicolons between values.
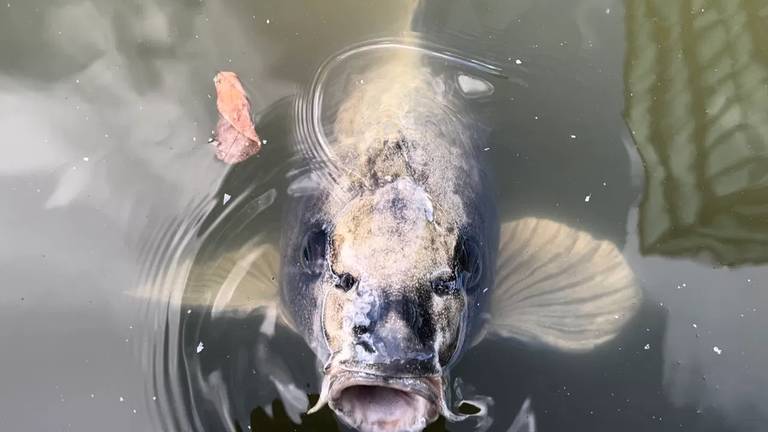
310;369;443;432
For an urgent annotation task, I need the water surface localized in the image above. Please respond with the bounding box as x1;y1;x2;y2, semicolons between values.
1;0;766;431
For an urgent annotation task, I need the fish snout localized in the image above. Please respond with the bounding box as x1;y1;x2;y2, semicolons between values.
325;287;441;377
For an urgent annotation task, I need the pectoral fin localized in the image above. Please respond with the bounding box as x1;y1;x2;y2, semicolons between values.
128;239;284;332
207;241;281;321
489;218;641;352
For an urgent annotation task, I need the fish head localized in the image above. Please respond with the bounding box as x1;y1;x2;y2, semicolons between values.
292;178;493;432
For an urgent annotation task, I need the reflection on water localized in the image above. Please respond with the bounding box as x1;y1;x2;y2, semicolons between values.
626;0;768;266
1;0;767;431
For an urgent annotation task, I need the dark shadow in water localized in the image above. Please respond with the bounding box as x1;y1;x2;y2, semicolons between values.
625;0;768;266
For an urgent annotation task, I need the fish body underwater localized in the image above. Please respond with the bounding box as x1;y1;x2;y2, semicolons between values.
281;46;497;431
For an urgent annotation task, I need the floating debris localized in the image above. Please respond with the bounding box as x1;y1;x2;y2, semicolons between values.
713;346;723;355
223;193;231;205
196;342;204;354
211;71;262;164
456;73;494;98
584;194;591;203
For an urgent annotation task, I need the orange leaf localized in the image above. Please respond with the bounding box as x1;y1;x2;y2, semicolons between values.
212;71;262;164
214;71;261;144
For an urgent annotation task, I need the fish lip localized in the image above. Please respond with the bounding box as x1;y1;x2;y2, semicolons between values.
327;368;442;407
322;367;444;431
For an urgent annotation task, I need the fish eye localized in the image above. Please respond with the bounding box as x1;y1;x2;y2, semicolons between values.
300;226;328;276
455;236;483;292
335;272;357;292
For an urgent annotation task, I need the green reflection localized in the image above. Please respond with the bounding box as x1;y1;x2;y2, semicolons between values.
625;0;768;265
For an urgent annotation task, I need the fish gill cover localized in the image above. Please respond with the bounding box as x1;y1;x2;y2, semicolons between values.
625;0;768;266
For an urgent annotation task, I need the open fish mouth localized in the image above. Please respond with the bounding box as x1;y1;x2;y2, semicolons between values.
309;369;443;432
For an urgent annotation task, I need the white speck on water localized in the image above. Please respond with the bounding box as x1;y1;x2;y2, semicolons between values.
196;342;204;353
746;278;752;283
266;18;270;24
570;134;577;139
132;409;137;414
90;394;95;399
483;147;490;151
713;346;723;355
605;8;611;14
119;397;124;402
152;396;157;401
482;287;489;293
515;58;523;65
584;194;591;202
104;133;109;138
82;157;89;162
223;193;231;205
186;309;192;314
534;115;539;120
262;139;268;144
692;323;698;328
457;74;494;97
75;79;80;84
602;181;607;186
644;343;650;350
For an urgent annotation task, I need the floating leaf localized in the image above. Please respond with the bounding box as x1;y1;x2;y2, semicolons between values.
212;71;262;164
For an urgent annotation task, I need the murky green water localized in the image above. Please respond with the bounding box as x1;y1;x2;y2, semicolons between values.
1;0;767;431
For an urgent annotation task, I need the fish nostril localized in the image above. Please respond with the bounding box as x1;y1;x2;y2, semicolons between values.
336;273;357;292
352;324;369;336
